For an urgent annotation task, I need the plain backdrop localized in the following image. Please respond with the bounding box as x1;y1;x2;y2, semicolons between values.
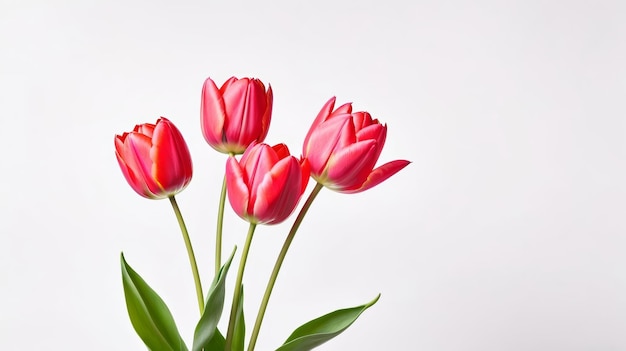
1;0;626;350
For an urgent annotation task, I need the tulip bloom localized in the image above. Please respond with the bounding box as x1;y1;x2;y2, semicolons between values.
115;117;193;199
302;97;410;193
201;76;273;154
226;143;309;225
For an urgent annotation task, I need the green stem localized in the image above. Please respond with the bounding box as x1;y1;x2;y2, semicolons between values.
216;152;234;276
247;183;324;351
215;174;227;276
225;222;257;350
169;196;204;314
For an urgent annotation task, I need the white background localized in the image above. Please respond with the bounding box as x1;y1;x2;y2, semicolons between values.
1;0;626;350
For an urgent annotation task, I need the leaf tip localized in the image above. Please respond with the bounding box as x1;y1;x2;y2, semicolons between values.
367;293;381;308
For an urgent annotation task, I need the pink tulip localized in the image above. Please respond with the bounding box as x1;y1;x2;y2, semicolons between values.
115;117;193;199
303;97;410;193
226;143;309;225
201;76;273;154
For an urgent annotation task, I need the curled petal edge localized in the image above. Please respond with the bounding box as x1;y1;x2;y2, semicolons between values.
303;97;336;153
339;159;411;194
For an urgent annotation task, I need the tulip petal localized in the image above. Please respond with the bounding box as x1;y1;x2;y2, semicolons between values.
336;115;357;149
355;123;384;142
299;158;310;195
340;159;411;194
219;76;238;94
244;145;279;204
225;156;250;220
351;111;372;131
325;140;377;189
238;140;258;166
303;97;336;152
135;122;156;137
332;102;352;116
236;79;269;146
253;157;302;224
258;84;273;143
272;143;290;160
304;115;354;175
252;160;291;224
201;78;227;150
239;141;263;172
114;132;129;154
222;78;250;143
125;132;162;197
357;122;387;163
115;141;154;199
150;118;192;194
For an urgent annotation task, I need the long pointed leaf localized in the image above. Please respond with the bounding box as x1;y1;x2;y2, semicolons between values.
192;247;237;351
205;328;226;350
120;253;188;351
275;294;380;351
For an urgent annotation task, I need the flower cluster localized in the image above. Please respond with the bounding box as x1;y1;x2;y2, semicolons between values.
115;76;410;351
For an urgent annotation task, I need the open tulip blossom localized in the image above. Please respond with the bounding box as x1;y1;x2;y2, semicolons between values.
114;76;410;351
303;97;411;193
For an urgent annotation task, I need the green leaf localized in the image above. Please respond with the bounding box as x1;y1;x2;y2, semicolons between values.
274;294;381;351
120;253;188;351
192;247;237;351
232;285;245;351
204;328;225;350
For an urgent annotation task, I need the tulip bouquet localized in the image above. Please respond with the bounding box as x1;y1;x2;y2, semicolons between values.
114;76;410;351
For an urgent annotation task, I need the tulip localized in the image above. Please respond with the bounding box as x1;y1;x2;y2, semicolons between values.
201;76;273;154
115;117;193;199
302;97;410;193
226;143;309;225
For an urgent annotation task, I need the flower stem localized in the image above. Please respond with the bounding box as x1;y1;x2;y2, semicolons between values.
225;222;257;351
215;174;227;276
169;196;204;314
247;183;324;351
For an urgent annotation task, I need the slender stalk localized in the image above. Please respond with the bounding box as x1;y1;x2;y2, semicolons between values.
247;183;324;351
225;222;257;350
215;174;227;275
169;196;204;314
215;152;234;275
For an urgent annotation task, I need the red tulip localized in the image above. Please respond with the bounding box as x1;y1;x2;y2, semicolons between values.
303;97;410;193
226;143;309;225
115;117;193;199
201;76;273;154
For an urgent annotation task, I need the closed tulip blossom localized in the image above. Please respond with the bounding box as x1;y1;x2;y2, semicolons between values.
115;117;193;199
226;143;309;225
201;76;273;154
303;97;410;193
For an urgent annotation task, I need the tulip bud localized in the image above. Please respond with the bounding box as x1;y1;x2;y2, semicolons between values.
115;117;193;199
226;143;309;225
303;97;410;193
201;76;273;154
